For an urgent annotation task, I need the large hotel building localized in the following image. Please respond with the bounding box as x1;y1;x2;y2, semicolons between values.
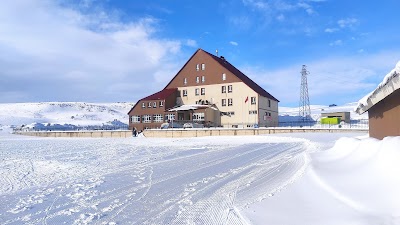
128;49;279;130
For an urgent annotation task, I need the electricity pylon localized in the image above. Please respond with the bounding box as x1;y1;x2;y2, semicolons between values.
299;65;311;121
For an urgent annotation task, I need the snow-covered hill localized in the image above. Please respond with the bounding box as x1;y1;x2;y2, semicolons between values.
0;102;135;128
0;101;367;130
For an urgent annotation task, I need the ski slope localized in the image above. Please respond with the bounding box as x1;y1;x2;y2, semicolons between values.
0;131;310;224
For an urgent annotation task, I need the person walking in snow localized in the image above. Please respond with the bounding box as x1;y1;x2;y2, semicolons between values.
133;127;137;137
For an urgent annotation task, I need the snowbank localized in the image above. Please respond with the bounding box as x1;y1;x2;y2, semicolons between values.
244;136;400;225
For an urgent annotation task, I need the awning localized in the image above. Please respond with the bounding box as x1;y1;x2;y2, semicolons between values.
168;104;218;112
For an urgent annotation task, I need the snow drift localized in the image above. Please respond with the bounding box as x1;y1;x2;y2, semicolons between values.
244;136;400;225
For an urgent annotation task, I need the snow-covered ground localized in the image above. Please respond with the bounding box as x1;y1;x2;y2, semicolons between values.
2;128;398;224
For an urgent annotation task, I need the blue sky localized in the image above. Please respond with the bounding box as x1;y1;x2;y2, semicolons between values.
1;0;399;107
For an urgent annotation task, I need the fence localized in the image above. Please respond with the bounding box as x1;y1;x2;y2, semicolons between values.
278;119;369;129
13;124;129;132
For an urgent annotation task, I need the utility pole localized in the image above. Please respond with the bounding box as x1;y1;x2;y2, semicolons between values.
299;65;311;121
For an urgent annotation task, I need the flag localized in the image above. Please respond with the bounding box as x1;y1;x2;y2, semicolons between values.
245;96;248;103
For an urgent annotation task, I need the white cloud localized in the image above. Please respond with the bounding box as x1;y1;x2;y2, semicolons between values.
185;39;198;47
297;2;314;15
229;15;252;30
242;0;269;10
0;0;185;103
242;51;400;106
338;18;359;28
324;28;339;33
230;41;239;46
329;40;343;46
277;14;285;21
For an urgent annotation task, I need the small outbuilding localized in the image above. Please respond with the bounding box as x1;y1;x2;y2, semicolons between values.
321;112;350;123
355;61;400;140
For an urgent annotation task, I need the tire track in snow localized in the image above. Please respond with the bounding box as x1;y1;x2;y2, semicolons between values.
1;136;310;225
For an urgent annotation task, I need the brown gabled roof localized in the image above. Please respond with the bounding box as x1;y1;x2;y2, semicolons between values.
127;88;177;115
164;48;279;102
202;50;279;102
142;88;177;101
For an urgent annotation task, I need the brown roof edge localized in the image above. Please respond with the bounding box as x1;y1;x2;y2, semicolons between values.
127;88;178;115
202;49;279;102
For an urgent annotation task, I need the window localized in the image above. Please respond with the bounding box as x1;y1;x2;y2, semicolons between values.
228;85;232;93
196;64;200;71
142;102;145;108
222;86;226;93
228;111;235;116
142;115;151;123
196;76;200;83
153;102;157;108
183;90;187;96
251;97;256;105
153;114;163;122
268;99;271;107
165;114;175;122
160;101;164;107
222;99;226;106
148;102;152;107
201;63;205;70
201;76;205;83
184;78;187;85
228;98;233;106
195;88;199;96
131;116;140;123
222;73;226;81
201;88;205;95
193;112;205;121
249;110;258;115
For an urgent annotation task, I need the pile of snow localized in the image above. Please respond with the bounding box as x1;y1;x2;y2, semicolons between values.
0;102;135;128
244;136;400;224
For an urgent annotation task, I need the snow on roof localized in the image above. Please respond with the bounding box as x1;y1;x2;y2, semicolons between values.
168;104;217;112
355;61;400;114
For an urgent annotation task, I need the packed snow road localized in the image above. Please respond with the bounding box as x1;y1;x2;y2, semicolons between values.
0;131;311;224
